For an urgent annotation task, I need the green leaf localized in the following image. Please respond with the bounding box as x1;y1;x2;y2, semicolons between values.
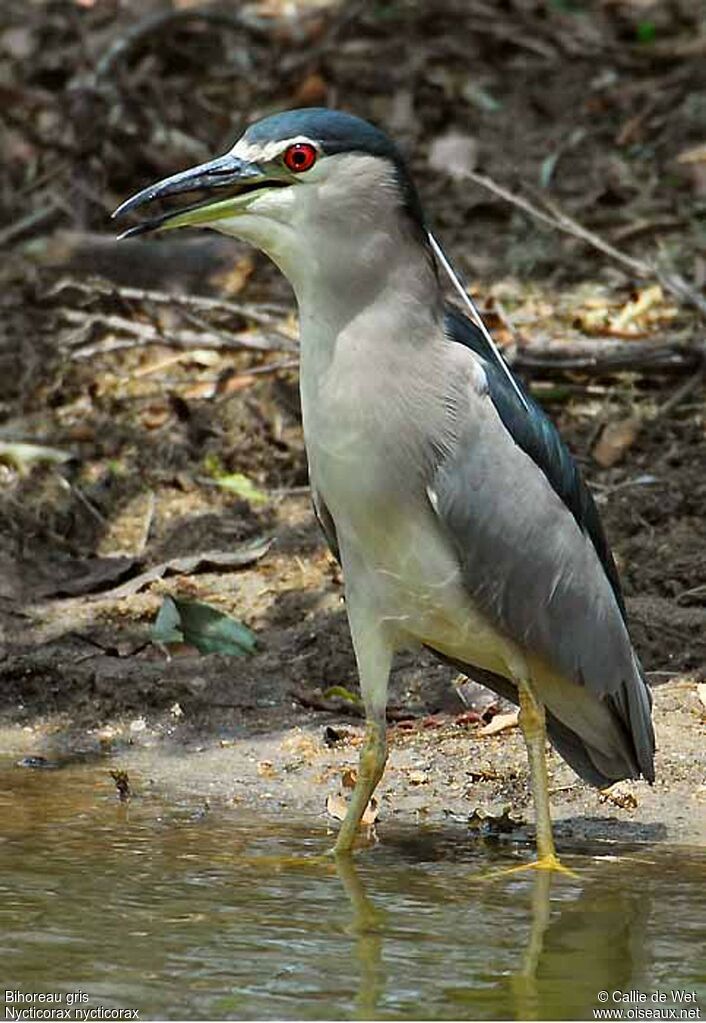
151;596;257;656
152;596;184;645
202;454;269;505
322;685;363;708
211;472;269;505
636;21;657;43
202;452;224;477
0;441;73;472
539;152;560;189
461;82;502;113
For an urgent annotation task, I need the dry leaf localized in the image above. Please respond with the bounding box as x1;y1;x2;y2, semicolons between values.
292;72;328;106
466;765;500;782
696;683;706;712
0;441;73;471
257;760;277;778
93;537;271;601
218;374;257;396
479;709;520;736
593;417;641;468
599;783;638;810
2;26;35;58
36;555;140;598
325;793;347;821
326;792;378;825
677;143;706;165
65;423;96;443
211;255;254;296
98;490;155;557
676;143;706;197
454;711;482;726
613;285;663;330
388;88;415;134
468;805;522;834
428;131;479;180
140;403;170;430
281;731;320;762
341;768;357;790
182;381;217;400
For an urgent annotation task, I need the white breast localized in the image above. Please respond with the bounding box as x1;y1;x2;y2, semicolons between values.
299;314;517;678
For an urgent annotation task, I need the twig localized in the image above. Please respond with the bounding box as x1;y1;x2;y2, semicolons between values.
459;169;706;322
117;284;293;331
16;164;68;200
655;270;706;321
59;309;294;355
631;36;706;61
270;485;311;498
51;277;293;333
93;8;259;83
177;307;295;355
511;335;705;376
57;478;107;527
611;217;682;242
539;192;651;276
222;358;299;379
0;202;61;247
464;170;648;274
467;21;558;60
135;490;155;556
676;583;706;605
652;369;705;420
87;538;272;602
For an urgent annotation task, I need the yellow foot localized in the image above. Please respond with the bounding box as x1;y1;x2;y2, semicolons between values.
475;853;578;881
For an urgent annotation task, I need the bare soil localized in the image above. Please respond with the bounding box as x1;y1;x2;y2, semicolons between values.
1;0;705;847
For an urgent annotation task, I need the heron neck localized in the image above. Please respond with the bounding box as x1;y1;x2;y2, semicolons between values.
289;222;442;348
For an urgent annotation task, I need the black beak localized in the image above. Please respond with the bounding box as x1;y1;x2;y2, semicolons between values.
111;152;271;238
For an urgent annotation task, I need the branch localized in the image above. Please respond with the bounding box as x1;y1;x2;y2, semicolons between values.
511;335;705;376
48;275;289;324
0;201;62;247
92;9;259;84
59;309;294;355
460;170;706;322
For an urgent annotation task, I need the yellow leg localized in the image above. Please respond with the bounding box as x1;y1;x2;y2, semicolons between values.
511;869;553;1019
475;680;576;880
333;718;388;856
508;680;576;876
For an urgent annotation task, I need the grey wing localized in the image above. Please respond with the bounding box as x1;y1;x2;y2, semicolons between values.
431;328;654;786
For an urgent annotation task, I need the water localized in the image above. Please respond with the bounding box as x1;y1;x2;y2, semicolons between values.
1;758;704;1021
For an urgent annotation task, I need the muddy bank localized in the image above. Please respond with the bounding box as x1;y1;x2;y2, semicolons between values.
2;676;705;849
2;484;705;849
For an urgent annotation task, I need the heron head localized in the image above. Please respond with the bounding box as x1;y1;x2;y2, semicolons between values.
113;108;428;291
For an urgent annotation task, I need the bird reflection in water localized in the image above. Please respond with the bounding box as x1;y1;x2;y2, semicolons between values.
333;852;648;1020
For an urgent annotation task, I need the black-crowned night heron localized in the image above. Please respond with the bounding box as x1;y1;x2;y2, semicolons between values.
114;108;655;871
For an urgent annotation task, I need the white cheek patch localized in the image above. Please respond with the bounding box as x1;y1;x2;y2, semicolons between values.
230;135;318;164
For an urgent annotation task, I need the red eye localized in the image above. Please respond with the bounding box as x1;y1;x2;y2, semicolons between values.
283;143;317;173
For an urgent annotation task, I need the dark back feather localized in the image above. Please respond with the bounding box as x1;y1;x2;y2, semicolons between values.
444;305;626;621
